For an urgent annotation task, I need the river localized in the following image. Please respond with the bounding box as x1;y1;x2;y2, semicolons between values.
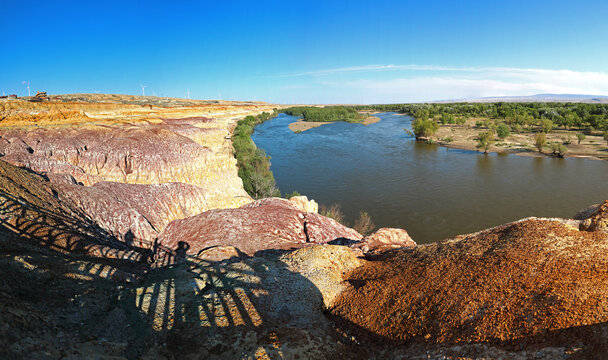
251;112;608;243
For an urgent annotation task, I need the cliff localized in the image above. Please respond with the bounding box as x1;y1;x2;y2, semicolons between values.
1;95;608;359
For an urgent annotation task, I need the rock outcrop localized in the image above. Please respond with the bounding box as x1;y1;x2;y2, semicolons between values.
353;227;416;256
578;200;608;233
329;218;608;356
49;174;212;247
0;98;279;216
157;197;363;256
0;160;142;259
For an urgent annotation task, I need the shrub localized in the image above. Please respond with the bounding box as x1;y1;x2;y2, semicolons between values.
476;131;494;154
604;131;608;145
412;118;439;139
534;132;547;152
540;119;554;133
511;124;523;133
496;123;510;139
550;142;568;157
440;113;455;124
354;211;375;236
576;133;586;144
284;190;301;198
319;204;345;224
488;122;498;134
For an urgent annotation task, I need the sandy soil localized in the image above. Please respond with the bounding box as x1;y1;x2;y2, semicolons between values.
288;119;332;132
362;115;380;125
431;117;608;160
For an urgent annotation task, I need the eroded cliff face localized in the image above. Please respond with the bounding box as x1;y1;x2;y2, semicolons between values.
2;95;608;359
0;97;276;231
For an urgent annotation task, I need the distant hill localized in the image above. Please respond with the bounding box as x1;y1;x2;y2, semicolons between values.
436;94;608;104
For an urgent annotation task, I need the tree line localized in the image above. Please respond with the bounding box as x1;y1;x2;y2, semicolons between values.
284;106;364;123
232;110;282;199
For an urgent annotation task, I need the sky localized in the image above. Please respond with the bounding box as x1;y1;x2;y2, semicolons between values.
1;0;608;103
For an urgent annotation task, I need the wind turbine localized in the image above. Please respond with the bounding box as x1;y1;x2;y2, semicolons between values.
139;83;147;96
22;81;30;96
187;89;190;99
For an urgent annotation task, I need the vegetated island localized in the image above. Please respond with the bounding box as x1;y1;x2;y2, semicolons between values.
285;106;380;133
351;102;608;160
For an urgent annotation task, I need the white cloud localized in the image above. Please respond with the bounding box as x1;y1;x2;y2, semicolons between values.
280;64;608;103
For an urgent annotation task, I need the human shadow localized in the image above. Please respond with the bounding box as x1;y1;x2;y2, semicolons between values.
114;245;355;359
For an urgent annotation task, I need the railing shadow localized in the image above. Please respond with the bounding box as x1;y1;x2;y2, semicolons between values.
114;245;341;358
0;189;152;263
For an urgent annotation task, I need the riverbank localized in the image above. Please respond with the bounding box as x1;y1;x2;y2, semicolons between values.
288;114;381;133
430;118;608;160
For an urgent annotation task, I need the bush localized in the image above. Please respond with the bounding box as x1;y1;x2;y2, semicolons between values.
496;123;510;139
476;131;494;154
576;133;586;144
284;190;301;198
412;118;439;139
440;113;455;124
511;124;523;133
319;204;345;224
354;211;375;236
534;132;547;152
540;119;554;133
550;142;568;157
487;122;498;134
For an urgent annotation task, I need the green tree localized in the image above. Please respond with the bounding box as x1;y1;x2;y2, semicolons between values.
496;123;510;139
540;119;554;133
550;142;568;158
476;131;494;154
576;133;586;144
534;132;547;153
412;119;439;139
604;131;608;145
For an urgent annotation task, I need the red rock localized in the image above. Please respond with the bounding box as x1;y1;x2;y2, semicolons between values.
0;160;142;260
579;200;608;232
47;175;213;248
157;198;363;256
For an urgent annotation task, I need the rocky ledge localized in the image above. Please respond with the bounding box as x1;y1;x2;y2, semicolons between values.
1;95;607;359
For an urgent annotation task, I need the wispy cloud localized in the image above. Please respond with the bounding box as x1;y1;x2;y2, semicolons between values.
282;64;608;81
277;64;608;103
279;64;456;77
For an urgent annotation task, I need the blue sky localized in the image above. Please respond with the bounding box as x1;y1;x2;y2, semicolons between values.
1;0;607;103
